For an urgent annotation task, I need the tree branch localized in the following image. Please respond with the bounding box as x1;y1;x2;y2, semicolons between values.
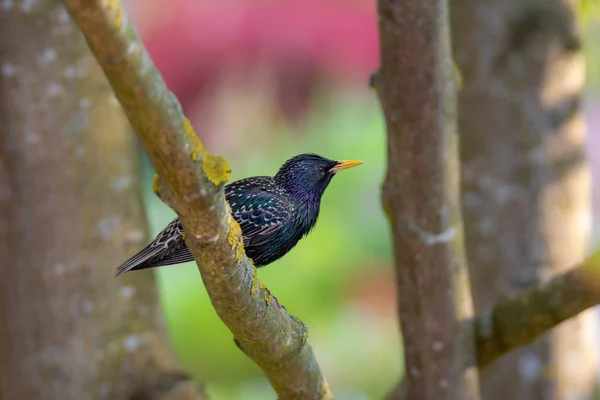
476;251;600;368
61;1;331;398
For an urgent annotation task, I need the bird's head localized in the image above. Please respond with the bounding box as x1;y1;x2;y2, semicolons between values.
274;153;363;202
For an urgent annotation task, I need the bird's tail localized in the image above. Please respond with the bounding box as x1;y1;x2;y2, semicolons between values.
115;218;195;277
114;243;168;277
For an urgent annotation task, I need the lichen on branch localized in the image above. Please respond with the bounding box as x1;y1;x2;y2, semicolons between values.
61;0;331;398
476;251;600;368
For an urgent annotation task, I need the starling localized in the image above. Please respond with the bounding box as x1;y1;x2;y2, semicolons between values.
115;153;362;277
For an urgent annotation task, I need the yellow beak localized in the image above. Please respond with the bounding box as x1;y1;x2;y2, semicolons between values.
329;159;363;173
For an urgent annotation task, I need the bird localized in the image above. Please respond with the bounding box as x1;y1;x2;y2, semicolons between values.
115;153;362;277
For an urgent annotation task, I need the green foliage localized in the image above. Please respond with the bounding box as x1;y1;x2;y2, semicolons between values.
582;0;600;19
581;0;600;89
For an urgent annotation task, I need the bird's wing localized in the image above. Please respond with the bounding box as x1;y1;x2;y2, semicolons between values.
225;178;293;248
115;218;194;276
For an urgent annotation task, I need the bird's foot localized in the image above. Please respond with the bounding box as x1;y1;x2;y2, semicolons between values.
273;295;286;311
264;287;286;311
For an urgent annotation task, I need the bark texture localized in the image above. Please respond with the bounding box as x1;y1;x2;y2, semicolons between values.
62;1;331;398
451;0;597;398
377;0;479;399
0;2;206;400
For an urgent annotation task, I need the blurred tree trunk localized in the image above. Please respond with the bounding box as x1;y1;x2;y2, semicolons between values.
0;2;204;399
452;1;597;399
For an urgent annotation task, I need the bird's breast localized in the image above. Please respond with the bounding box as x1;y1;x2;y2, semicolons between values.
244;202;320;267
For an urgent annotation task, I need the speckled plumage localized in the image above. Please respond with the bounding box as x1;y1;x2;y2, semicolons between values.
115;154;361;277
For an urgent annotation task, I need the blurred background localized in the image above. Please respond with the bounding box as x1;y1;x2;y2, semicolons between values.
117;0;599;399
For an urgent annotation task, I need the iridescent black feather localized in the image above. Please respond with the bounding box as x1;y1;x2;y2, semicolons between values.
115;153;360;277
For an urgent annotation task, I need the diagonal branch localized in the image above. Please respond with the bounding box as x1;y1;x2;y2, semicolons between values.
476;251;600;368
61;1;331;398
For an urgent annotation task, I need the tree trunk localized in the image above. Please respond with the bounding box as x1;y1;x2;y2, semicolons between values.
451;0;597;398
0;2;204;399
377;0;479;399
